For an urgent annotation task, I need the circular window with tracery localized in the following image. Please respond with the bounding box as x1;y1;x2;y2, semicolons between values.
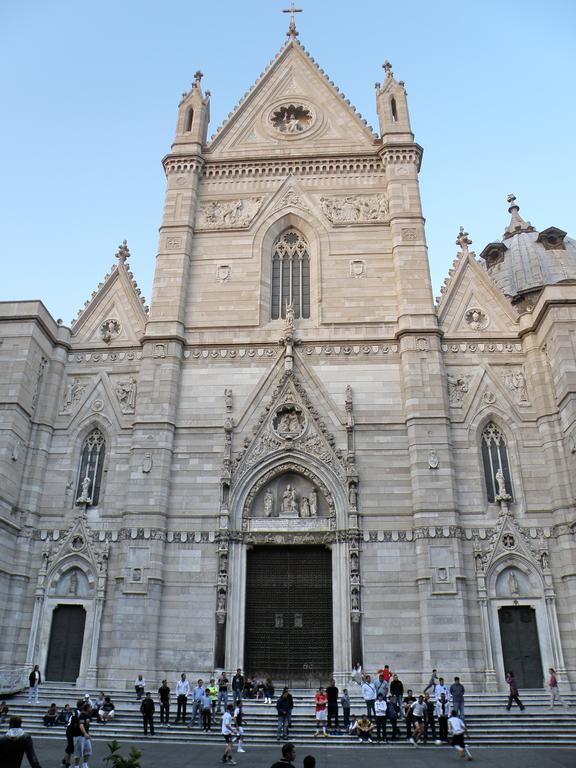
270;104;314;134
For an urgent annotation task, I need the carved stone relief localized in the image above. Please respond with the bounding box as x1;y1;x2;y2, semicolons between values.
447;372;471;406
114;377;137;413
272;190;310;213
320;194;389;225
196;198;263;230
62;377;88;412
349;260;366;278
249;471;325;520
502;367;529;404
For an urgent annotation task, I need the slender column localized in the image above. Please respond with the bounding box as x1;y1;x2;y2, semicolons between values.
478;598;497;691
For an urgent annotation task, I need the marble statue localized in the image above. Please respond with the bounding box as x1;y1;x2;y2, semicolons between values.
300;496;310;517
76;476;92;504
508;571;520;596
309;488;318;517
264;489;274;517
496;467;507;498
68;570;78;596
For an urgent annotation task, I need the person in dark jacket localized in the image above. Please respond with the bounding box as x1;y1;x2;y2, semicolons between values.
505;671;525;711
0;716;42;768
28;666;41;705
276;692;291;740
140;692;155;735
389;674;404;719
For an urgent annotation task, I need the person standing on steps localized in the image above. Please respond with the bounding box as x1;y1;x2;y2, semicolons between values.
221;703;237;765
361;674;377;718
276;690;291;741
188;678;205;727
547;668;568;709
158;679;170;726
201;687;213;731
448;709;472;761
69;698;92;768
340;688;351;731
374;693;387;742
28;666;41;706
389;673;404;720
134;674;145;701
313;687;329;738
217;672;230;715
450;676;465;719
232;669;245;706
269;742;296;768
505;671;525;711
207;677;219;714
326;679;339;732
140;691;155;736
175;672;190;723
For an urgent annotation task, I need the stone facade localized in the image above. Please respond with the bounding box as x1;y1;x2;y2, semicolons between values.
1;35;575;691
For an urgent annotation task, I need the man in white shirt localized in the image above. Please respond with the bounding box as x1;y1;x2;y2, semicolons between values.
408;695;426;745
221;703;237;765
361;675;377;718
175;673;190;723
434;677;450;702
448;710;472;760
374;694;388;742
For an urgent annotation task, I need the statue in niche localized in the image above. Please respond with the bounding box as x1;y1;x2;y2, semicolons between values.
217;590;227;612
541;551;550;570
219;551;228;575
115;377;137;412
349;482;358;507
351;589;360;611
350;551;359;574
281;484;298;516
508;571;520;596
68;570;79;596
300;496;310;518
263;489;274;517
309;488;318;518
224;388;233;412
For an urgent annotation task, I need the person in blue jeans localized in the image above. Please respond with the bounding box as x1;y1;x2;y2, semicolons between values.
276;691;291;740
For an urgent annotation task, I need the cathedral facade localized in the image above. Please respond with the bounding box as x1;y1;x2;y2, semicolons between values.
1;30;576;692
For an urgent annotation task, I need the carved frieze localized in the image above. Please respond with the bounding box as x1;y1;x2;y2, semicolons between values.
320;194;389;225
61;377;88;413
114;376;137;413
447;372;471;406
502;367;529;405
196;197;263;230
67;351;143;363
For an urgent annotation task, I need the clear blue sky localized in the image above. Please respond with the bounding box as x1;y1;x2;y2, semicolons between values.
1;0;575;324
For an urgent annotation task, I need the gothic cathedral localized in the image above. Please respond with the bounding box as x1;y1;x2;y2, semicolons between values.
1;27;575;692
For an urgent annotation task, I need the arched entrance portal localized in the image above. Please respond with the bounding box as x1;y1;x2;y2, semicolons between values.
244;545;333;683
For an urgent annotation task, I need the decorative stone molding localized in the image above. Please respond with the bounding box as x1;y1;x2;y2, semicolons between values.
380;147;422;168
67;351;143;363
200;156;386;181
185;347;278;359
303;344;398;356
163;157;205;175
31;357;48;412
349;260;366;278
216;264;231;282
441;342;522;354
482;391;496;405
196;197;263;230
320;194;389;225
401;227;418;241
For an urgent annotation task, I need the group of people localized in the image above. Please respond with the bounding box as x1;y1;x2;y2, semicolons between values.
305;668;471;758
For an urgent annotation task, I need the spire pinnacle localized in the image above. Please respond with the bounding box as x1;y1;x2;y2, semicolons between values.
283;1;303;38
503;193;535;240
193;71;203;88
383;60;394;78
115;240;130;264
456;226;472;255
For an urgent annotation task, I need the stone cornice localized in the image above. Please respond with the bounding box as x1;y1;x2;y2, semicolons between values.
184;155;386;181
379;143;423;171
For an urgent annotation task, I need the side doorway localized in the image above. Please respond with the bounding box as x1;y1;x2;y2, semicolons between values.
45;605;87;682
498;606;543;688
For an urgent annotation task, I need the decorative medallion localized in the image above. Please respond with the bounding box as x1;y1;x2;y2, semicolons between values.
100;318;121;343
270;104;314;134
272;402;306;439
464;307;489;331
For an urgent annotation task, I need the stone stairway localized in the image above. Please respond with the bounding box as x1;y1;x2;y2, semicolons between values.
5;684;576;747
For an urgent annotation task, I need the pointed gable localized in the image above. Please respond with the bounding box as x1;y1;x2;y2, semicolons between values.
206;40;378;160
437;251;519;338
70;243;148;347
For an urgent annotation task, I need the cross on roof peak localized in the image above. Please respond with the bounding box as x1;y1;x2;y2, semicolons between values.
283;0;303;38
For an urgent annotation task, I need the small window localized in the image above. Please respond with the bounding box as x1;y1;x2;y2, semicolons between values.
271;229;310;320
390;97;398;123
185;108;194;132
481;422;513;503
76;428;106;506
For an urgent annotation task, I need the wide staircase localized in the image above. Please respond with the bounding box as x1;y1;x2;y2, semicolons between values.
5;683;576;747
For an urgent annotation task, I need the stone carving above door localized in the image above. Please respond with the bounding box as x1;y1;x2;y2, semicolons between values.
196;197;263;230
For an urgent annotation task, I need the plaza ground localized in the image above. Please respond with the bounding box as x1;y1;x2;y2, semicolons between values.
31;737;576;768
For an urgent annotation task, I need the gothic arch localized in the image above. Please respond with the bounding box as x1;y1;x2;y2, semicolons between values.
485;552;545;599
66;418;112;509
467;410;524;511
229;449;348;531
253;206;330;327
46;556;96;599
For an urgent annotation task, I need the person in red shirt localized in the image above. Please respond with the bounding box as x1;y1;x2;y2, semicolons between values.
377;665;393;682
313;688;328;738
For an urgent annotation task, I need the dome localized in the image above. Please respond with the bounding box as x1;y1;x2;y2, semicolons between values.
479;195;576;309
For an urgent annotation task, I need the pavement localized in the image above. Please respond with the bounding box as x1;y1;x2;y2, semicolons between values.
31;737;576;768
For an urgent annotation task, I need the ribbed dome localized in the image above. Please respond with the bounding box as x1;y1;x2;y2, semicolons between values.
479;195;576;308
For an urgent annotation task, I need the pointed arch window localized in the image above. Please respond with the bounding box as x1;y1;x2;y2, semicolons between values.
76;428;106;507
271;229;310;320
481;422;513;502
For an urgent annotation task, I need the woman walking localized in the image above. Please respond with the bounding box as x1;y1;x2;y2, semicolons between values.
505;671;525;711
547;668;568;709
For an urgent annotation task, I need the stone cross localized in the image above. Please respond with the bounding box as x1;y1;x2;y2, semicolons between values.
283;0;303;38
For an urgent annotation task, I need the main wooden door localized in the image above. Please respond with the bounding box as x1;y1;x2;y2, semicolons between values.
45;605;86;682
245;546;333;683
498;606;543;688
